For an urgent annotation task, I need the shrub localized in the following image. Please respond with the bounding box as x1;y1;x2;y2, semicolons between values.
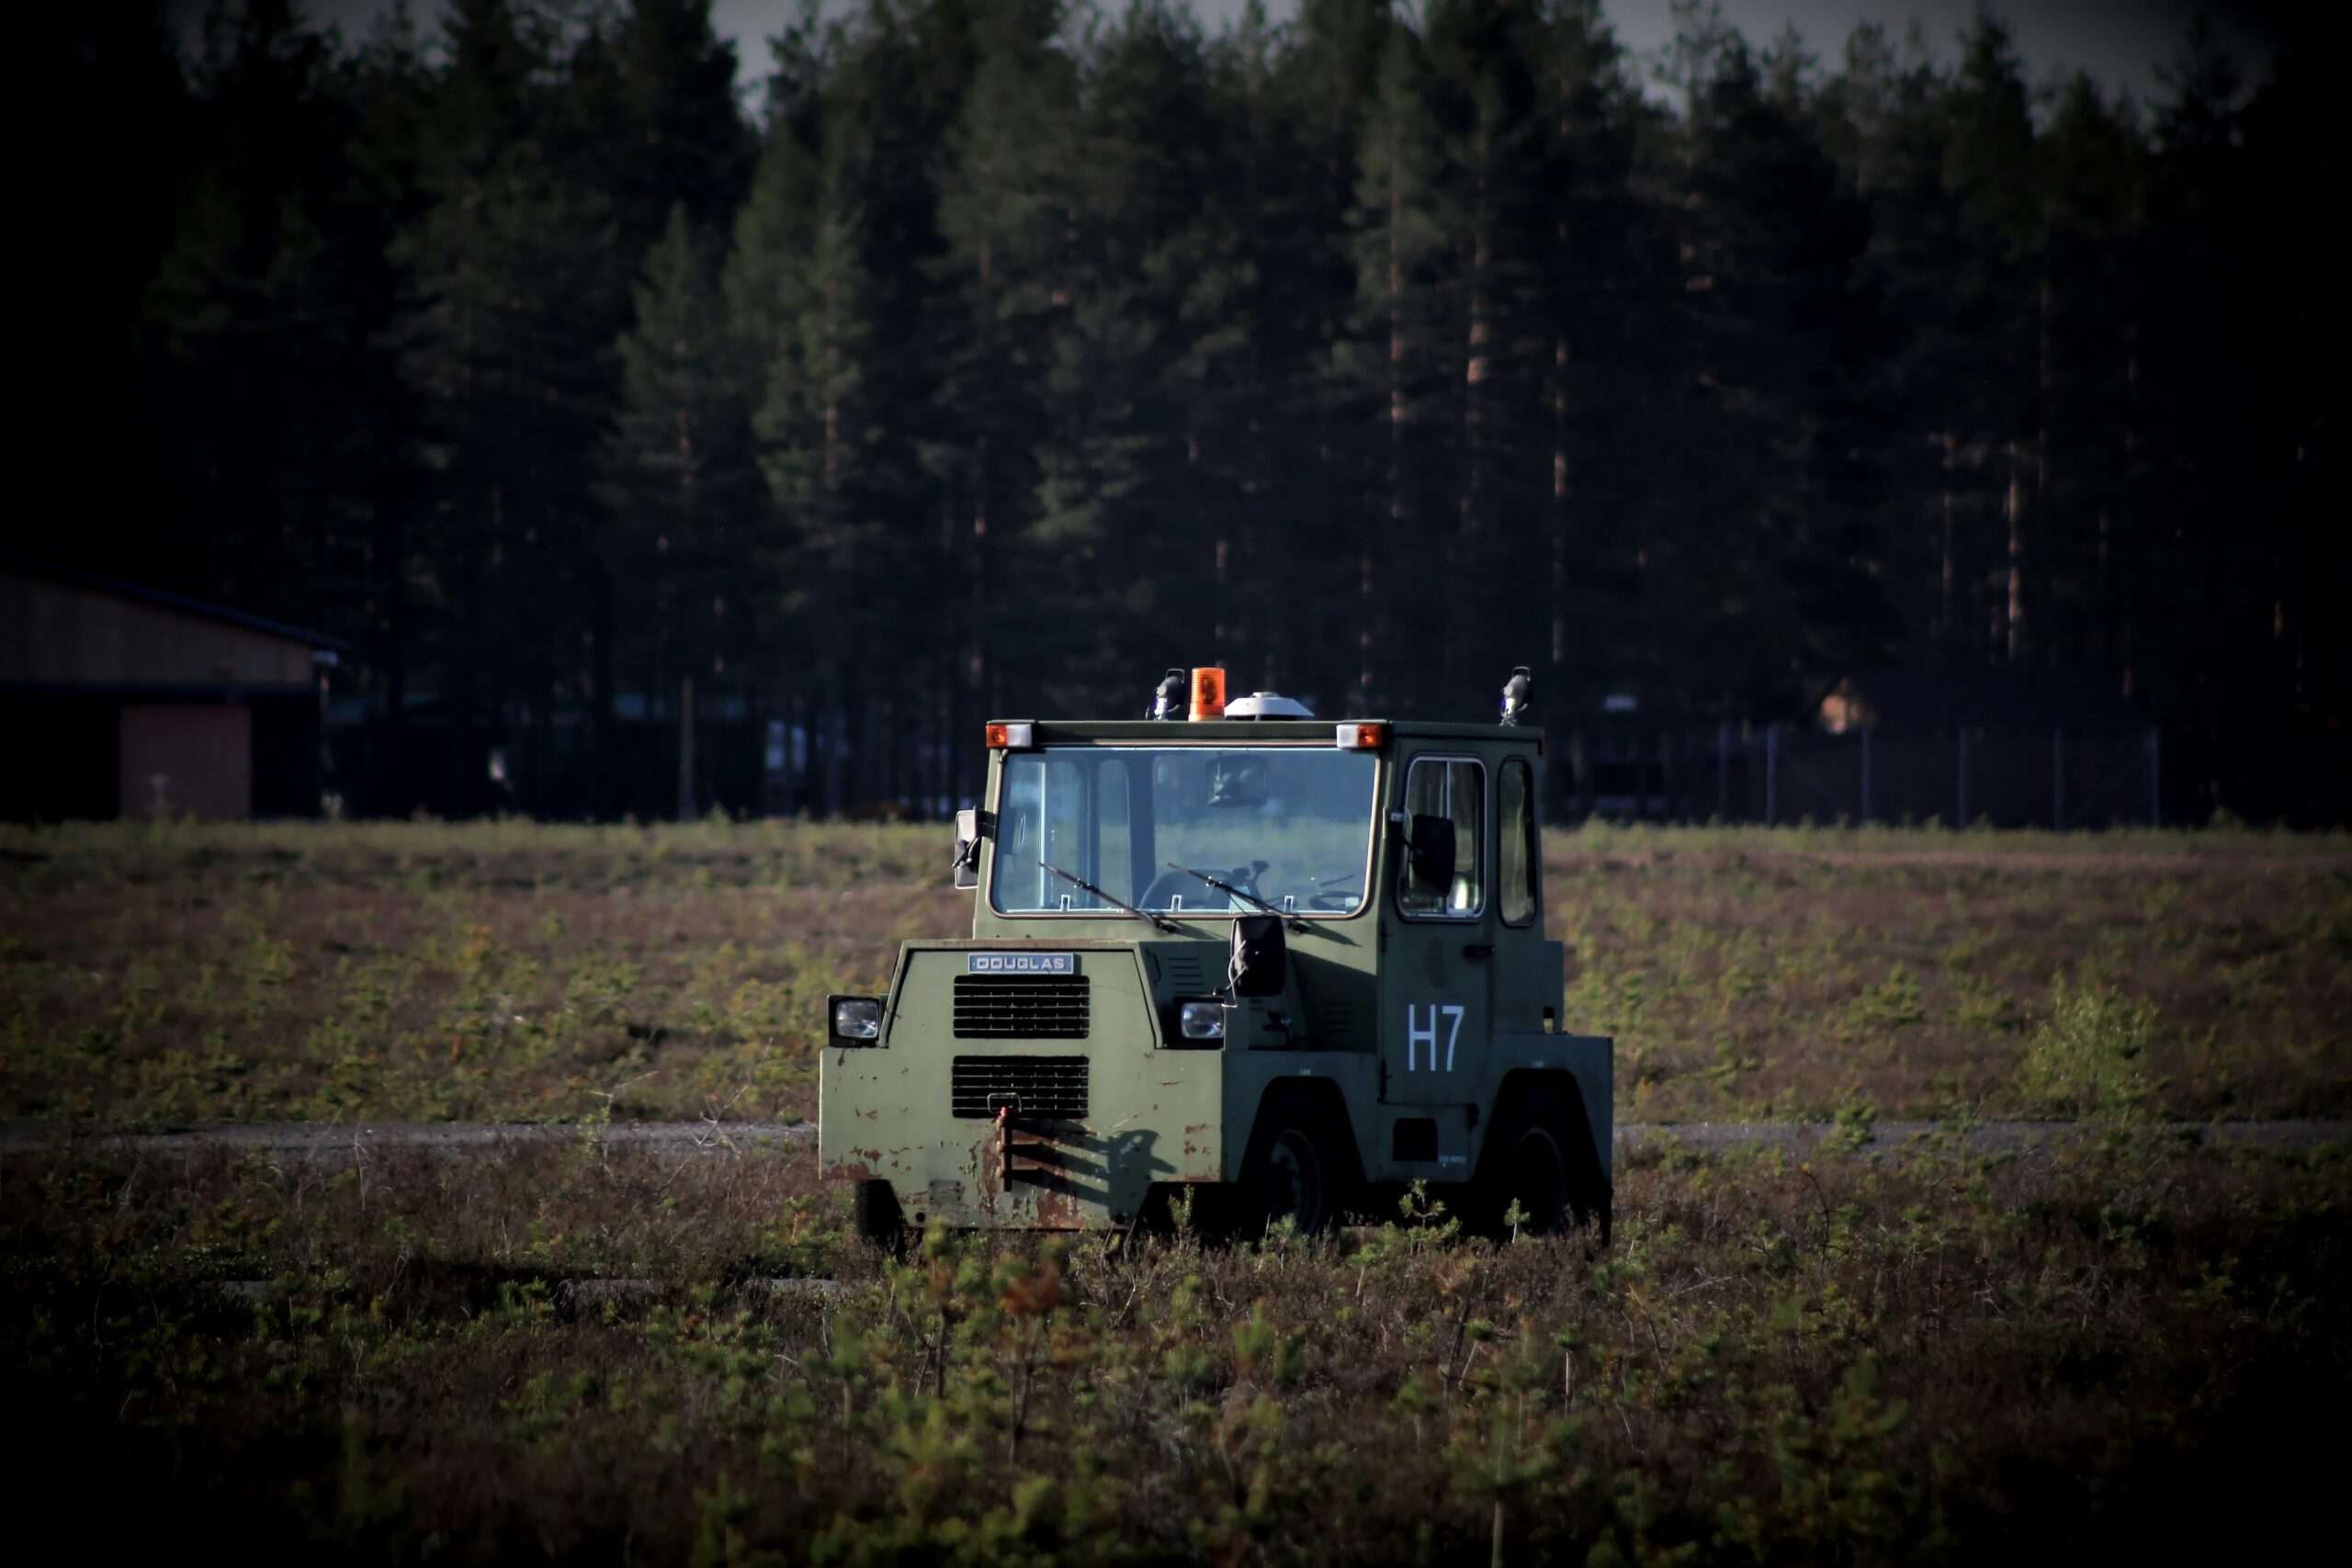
2021;981;2161;1119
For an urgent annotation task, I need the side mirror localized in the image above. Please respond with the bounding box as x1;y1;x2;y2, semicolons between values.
1407;814;1456;895
1227;914;1286;998
952;807;983;889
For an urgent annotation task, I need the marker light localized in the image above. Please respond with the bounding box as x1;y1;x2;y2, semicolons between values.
985;722;1035;750
1188;668;1227;721
1178;1001;1227;1040
1337;722;1387;751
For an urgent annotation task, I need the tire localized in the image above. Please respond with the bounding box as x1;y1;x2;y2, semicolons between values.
1471;1083;1609;1242
1236;1092;1363;1235
852;1179;904;1250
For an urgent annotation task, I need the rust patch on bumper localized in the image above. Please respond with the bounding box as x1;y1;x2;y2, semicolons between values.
1029;1188;1085;1229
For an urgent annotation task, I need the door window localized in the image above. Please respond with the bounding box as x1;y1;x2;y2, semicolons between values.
1398;757;1484;917
1498;757;1538;926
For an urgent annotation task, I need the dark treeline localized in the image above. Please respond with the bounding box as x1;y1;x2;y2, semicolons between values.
51;0;2337;820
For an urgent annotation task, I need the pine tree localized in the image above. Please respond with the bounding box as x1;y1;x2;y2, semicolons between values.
933;0;1077;731
1421;0;1554;700
604;206;760;818
83;0;2345;822
1522;0;1645;756
143;0;367;629
743;56;891;813
1939;13;2041;665
1180;0;1332;701
1338;16;1453;712
572;0;755;265
2033;73;2147;675
1024;0;1220;713
390;0;620;814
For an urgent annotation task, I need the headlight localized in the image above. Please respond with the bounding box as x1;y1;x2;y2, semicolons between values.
831;996;882;1043
1178;1000;1226;1041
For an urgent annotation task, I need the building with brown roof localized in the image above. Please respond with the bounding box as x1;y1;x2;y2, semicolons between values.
2;553;345;820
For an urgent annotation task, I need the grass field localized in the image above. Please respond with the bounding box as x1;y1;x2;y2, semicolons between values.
4;820;2347;1561
8;1134;2345;1561
2;819;2345;1125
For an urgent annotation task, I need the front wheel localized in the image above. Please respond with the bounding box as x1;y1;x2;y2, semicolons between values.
1471;1084;1609;1242
1236;1095;1362;1235
852;1179;904;1250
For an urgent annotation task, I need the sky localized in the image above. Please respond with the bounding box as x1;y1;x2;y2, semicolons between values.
187;0;2290;108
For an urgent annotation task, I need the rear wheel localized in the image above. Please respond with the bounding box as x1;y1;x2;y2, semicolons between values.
1471;1084;1609;1242
1237;1094;1362;1235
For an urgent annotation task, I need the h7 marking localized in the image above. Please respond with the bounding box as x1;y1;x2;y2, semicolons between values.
1407;1004;1465;1070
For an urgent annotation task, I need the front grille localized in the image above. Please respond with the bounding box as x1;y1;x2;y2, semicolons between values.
953;975;1090;1039
952;1056;1089;1119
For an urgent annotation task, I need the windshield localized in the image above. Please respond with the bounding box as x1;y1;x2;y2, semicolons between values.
991;746;1377;918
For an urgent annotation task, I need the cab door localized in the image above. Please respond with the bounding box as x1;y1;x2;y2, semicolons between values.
1381;753;1495;1106
1491;753;1561;1033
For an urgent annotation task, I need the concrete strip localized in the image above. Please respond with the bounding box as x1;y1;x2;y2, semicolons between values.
0;1120;815;1157
2;1118;2343;1160
201;1275;860;1310
1616;1120;2352;1154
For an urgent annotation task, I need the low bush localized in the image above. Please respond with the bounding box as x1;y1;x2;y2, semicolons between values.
2022;980;2162;1118
4;1137;2344;1561
2;820;2345;1124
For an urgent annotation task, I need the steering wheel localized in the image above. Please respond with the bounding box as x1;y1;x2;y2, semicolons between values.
1306;886;1360;911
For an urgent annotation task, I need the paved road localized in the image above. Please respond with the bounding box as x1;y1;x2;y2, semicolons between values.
3;1118;2343;1160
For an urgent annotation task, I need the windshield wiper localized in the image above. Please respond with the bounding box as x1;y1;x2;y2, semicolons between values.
1165;862;1309;933
1039;860;1176;933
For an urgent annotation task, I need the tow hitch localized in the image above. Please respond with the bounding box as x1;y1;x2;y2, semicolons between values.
991;1101;1055;1186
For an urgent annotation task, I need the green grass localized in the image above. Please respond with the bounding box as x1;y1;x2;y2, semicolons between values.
6;820;2346;1559
1;819;2346;1124
6;1134;2343;1561
1546;823;2350;1122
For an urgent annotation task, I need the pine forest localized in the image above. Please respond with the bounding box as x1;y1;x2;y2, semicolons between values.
51;0;2338;821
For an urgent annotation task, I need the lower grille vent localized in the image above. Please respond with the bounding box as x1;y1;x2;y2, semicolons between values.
952;1056;1089;1120
954;975;1090;1038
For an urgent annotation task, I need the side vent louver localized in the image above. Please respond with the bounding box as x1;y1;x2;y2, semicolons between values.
1159;953;1213;993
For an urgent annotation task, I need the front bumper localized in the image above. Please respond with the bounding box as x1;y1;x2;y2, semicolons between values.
818;941;1227;1229
819;1042;1225;1228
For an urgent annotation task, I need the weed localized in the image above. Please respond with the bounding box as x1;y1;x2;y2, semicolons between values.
4;820;2344;1124
2021;980;2162;1119
13;1138;2338;1560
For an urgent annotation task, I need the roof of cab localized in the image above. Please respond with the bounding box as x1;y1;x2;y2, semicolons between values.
1000;719;1539;743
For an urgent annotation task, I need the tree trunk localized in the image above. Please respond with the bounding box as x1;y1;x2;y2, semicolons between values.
587;562;616;819
1548;331;1571;824
822;669;845;818
676;670;697;821
1463;180;1489;548
2004;439;2024;663
1936;422;1956;655
2032;269;2052;664
378;499;407;819
1367;118;1405;712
